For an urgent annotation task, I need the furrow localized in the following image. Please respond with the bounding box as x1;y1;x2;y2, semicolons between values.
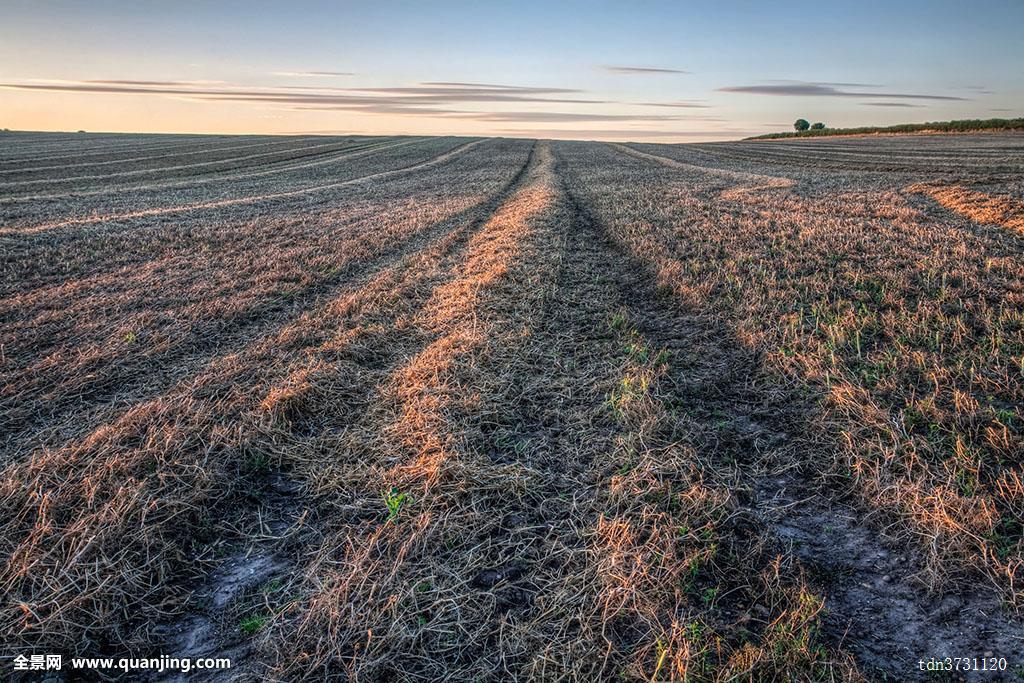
3;139;484;234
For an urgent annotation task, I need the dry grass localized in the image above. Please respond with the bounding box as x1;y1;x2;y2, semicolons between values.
0;136;530;653
569;137;1024;602
909;183;1024;234
2;130;1023;680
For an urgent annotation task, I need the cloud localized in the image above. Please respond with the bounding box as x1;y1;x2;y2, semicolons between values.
253;92;603;106
0;78;736;132
289;106;694;122
603;66;690;75
764;79;882;88
84;79;229;87
0;79;603;113
421;82;580;92
348;83;598;103
0;82;230;95
290;103;465;116
272;70;354;77
635;100;710;109
860;102;925;108
718;81;966;101
458;111;690;123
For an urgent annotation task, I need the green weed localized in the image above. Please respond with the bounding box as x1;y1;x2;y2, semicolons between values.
383;486;410;524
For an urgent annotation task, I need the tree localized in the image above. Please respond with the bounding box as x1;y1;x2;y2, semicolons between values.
794;118;810;132
811;122;826;130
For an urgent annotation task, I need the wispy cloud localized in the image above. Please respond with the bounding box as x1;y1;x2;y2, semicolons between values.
764;79;882;88
861;102;925;108
603;65;690;75
346;83;599;103
0;79;602;112
0;78;743;134
460;111;689;123
290;103;466;116
635;100;710;109
422;82;578;92
0;77;646;130
272;70;354;77
84;79;229;87
718;81;966;101
0;81;238;96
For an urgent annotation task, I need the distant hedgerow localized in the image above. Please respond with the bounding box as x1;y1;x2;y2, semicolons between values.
753;117;1024;139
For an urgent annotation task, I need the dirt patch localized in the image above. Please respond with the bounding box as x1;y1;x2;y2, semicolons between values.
757;474;1024;679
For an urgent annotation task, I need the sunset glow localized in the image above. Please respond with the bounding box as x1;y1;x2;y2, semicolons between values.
1;0;1020;140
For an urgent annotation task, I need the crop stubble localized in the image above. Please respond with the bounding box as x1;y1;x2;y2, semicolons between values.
1;131;1023;680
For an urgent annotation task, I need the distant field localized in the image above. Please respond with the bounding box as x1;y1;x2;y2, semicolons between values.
2;131;1024;680
747;117;1024;139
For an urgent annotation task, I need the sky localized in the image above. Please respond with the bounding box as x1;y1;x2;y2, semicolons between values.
1;0;1021;141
